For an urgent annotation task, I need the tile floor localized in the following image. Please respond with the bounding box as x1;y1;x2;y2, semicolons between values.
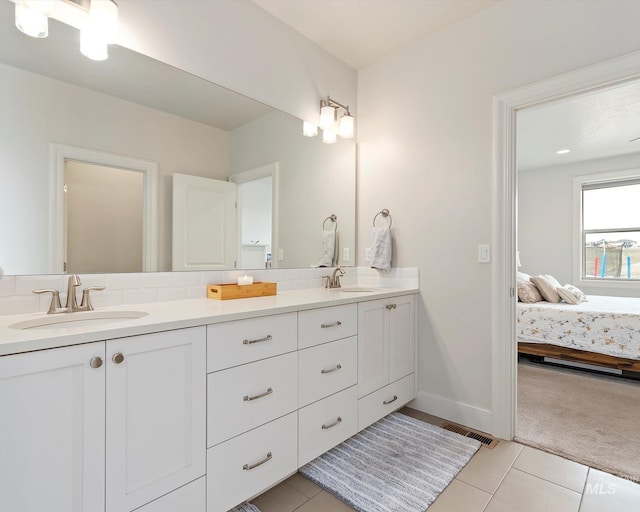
250;407;640;512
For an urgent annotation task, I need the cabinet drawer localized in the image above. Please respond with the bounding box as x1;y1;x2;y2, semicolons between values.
299;336;357;407
207;352;298;447
207;312;297;372
207;412;298;512
358;373;416;431
298;303;357;349
136;477;205;512
298;385;358;467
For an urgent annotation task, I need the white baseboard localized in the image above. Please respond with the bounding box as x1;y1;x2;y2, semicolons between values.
408;390;493;435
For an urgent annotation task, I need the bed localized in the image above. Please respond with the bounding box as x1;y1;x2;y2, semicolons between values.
517;295;640;372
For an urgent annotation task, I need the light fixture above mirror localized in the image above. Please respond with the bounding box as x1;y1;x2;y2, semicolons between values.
304;96;355;143
10;0;118;61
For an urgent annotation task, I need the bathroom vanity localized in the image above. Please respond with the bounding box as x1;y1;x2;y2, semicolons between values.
0;286;417;512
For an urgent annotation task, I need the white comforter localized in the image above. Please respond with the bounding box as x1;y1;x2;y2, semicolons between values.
517;295;640;360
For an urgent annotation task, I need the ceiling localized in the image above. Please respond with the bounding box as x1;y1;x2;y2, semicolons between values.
517;80;640;171
252;0;500;69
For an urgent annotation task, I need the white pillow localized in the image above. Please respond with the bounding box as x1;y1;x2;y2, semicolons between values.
516;271;531;283
530;275;561;303
557;284;587;305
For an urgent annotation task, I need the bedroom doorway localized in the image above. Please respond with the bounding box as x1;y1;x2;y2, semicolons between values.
514;78;640;480
493;50;640;480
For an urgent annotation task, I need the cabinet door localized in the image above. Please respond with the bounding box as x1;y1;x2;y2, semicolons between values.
0;342;106;512
388;294;416;382
357;298;389;397
106;327;206;512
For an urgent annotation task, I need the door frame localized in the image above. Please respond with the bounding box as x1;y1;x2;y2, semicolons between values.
491;50;640;440
229;162;280;268
49;143;158;273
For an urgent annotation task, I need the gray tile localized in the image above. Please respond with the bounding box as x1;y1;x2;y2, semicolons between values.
251;481;307;512
293;490;354;511
285;473;323;499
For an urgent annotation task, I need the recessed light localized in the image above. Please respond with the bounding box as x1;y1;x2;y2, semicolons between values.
556;149;571;155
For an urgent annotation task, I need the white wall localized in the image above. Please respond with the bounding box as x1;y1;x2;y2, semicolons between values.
116;0;357;125
229;111;356;268
519;152;640;298
0;63;228;274
357;0;640;431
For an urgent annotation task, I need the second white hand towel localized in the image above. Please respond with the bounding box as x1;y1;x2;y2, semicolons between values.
318;230;337;267
370;226;392;271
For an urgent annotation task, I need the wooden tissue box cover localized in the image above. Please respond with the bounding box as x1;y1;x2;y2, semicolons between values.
207;282;277;300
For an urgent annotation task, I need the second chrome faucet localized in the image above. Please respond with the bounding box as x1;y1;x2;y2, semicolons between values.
33;274;105;314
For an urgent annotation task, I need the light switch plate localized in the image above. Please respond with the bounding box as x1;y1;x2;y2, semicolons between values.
365;247;372;262
478;244;491;263
343;247;350;262
277;248;284;261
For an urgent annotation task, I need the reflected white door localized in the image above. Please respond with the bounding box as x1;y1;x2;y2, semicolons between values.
172;173;236;270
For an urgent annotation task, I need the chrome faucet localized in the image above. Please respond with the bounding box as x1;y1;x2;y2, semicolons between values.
33;274;105;314
323;266;345;289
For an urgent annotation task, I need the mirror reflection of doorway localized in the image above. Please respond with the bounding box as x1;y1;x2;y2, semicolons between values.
65;161;144;274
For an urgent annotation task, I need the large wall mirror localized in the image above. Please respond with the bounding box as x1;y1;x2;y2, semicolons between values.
0;3;355;276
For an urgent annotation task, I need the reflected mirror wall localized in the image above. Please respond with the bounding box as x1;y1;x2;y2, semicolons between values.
0;3;356;276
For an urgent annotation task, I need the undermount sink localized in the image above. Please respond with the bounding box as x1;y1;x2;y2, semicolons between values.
9;310;148;330
334;287;380;293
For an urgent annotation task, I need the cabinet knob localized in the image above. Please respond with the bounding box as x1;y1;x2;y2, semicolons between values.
89;356;103;369
112;353;125;364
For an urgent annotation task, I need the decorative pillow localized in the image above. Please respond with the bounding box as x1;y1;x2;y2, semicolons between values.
530;275;561;303
557;284;587;305
517;280;543;303
516;271;531;283
543;274;562;289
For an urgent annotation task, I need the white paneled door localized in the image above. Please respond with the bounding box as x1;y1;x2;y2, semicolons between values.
172;173;237;270
0;342;106;512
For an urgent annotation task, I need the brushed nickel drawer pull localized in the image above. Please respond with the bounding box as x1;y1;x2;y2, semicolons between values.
243;387;273;402
243;334;273;345
385;304;397;310
320;321;342;329
242;451;272;471
383;395;398;405
320;364;342;374
321;417;343;430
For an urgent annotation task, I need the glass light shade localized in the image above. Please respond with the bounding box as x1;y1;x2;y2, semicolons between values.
15;2;48;38
339;113;354;139
322;127;337;144
303;121;318;137
80;29;109;61
319;105;336;130
89;0;119;43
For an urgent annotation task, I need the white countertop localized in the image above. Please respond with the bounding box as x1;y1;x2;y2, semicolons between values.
0;286;418;356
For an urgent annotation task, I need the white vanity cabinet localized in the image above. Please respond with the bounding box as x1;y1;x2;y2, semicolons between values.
0;326;206;512
0;342;106;512
106;327;206;512
357;294;417;429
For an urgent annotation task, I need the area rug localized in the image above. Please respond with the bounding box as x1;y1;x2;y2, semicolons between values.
228;503;260;512
517;361;640;483
299;412;480;512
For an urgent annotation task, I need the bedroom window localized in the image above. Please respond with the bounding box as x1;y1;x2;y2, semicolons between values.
581;178;640;281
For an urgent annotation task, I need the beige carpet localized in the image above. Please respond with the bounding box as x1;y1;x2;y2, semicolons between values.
517;361;640;483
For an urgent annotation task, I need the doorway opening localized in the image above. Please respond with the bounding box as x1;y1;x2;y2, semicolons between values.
492;50;640;441
50;143;158;274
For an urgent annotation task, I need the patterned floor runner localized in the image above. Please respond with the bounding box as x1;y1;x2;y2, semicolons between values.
299;412;480;512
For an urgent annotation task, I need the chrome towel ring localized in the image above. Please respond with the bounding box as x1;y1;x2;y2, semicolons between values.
323;214;338;231
373;209;392;228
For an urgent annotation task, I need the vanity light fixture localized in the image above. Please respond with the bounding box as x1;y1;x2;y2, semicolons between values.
10;0;119;61
304;96;355;143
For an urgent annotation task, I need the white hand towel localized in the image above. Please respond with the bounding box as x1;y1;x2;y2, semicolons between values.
318;230;337;267
370;227;392;271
